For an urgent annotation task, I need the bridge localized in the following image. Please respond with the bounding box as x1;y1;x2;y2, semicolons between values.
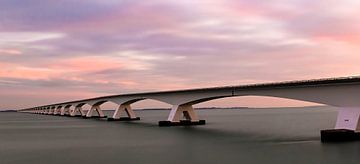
18;76;360;142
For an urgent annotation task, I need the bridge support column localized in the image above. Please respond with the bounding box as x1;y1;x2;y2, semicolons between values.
70;106;85;117
60;107;66;116
53;109;57;115
48;108;53;115
321;107;360;142
54;107;61;115
108;104;140;121
159;104;205;126
84;105;107;118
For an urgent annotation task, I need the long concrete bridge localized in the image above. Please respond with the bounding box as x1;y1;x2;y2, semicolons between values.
18;76;360;141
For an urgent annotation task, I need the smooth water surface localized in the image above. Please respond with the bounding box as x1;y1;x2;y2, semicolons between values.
1;106;359;164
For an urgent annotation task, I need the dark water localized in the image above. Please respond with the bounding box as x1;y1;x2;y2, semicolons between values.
1;106;360;164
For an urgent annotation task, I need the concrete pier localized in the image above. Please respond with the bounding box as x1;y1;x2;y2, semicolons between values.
321;129;360;142
159;120;206;126
107;117;140;121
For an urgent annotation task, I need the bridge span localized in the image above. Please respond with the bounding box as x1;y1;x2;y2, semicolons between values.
18;76;360;142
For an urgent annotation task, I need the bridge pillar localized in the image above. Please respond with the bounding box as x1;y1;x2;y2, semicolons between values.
335;108;360;131
48;107;54;115
54;107;61;115
321;107;360;142
60;107;66;116
84;105;106;118
67;107;73;116
70;106;85;117
108;104;140;121
62;106;72;116
159;105;205;126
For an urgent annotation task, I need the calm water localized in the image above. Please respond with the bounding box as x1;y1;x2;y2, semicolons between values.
1;106;360;164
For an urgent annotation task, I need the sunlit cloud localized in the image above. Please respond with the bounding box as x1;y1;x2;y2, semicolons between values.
0;49;22;55
0;32;65;43
116;51;162;61
0;62;62;80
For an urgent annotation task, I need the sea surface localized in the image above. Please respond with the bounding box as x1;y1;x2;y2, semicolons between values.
1;106;359;164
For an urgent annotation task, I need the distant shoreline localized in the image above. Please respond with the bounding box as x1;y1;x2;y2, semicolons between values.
0;110;17;112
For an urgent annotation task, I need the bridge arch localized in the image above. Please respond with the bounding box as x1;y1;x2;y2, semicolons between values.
61;104;74;115
67;103;89;116
192;96;321;108
183;94;325;107
105;97;171;120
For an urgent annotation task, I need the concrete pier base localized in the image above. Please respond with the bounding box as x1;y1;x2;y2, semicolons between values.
68;115;82;117
107;117;140;121
82;116;107;119
158;120;206;127
321;129;360;142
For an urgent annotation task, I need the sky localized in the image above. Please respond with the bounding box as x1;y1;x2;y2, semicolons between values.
1;0;360;110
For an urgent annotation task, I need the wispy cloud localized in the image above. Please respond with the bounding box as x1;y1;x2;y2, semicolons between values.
0;49;22;55
0;32;65;43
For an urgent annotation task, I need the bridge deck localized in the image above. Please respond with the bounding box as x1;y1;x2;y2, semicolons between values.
33;76;360;107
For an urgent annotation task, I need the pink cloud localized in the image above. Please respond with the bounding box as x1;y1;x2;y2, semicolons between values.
0;62;61;80
50;56;124;72
0;49;22;55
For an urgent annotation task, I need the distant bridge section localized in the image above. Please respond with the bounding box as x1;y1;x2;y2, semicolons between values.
18;76;360;141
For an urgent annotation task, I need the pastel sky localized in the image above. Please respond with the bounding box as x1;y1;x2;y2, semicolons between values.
1;0;360;110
